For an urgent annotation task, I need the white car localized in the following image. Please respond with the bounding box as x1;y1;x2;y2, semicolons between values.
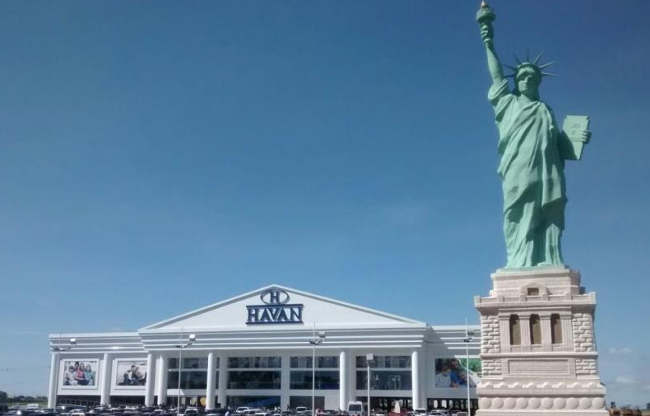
347;403;363;416
235;409;250;414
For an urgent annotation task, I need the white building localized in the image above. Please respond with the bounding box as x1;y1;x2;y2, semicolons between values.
48;285;480;412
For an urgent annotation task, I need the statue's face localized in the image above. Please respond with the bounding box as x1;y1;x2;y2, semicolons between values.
516;68;540;98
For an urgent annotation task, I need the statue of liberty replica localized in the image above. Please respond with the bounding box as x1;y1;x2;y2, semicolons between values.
472;3;607;416
478;1;591;268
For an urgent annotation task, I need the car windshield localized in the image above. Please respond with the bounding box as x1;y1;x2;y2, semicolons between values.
348;406;361;412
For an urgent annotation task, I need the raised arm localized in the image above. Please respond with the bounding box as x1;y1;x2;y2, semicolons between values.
480;23;504;85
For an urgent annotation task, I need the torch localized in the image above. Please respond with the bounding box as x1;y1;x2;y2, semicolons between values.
476;1;496;42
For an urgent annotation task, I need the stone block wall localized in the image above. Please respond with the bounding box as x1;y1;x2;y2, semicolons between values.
481;314;500;354
572;312;595;352
575;358;599;376
481;359;502;376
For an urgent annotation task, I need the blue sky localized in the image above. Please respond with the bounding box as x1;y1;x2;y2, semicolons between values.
0;0;649;408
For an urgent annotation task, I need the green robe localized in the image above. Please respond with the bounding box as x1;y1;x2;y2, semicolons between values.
489;79;567;268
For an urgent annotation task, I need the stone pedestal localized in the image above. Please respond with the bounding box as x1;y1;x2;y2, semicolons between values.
474;266;607;416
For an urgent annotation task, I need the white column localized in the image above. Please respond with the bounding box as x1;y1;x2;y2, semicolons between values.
157;354;169;405
339;351;348;411
411;350;420;409
561;314;573;349
420;345;428;408
217;353;228;408
540;315;552;351
145;353;156;407
206;352;217;410
100;353;112;406
280;353;290;411
47;352;60;408
520;316;531;351
347;352;356;408
155;355;163;404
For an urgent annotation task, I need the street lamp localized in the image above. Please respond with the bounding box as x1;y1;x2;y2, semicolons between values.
175;332;196;415
463;325;474;416
49;338;76;408
309;330;326;415
365;354;374;416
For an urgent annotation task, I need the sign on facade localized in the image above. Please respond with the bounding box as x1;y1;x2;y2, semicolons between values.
246;289;304;325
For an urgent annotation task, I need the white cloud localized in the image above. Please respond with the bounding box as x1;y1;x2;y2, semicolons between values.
0;328;47;335
643;385;650;391
379;202;429;226
615;376;636;385
608;347;633;355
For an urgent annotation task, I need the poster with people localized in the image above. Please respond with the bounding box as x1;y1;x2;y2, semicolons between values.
116;360;147;386
62;360;98;387
434;358;481;388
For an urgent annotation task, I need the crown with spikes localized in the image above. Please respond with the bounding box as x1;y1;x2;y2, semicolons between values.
504;51;557;81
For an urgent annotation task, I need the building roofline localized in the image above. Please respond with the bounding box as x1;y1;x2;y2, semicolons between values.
429;325;480;330
49;332;140;339
141;283;426;330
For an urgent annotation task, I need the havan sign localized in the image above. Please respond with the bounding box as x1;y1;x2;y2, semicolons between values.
246;289;304;325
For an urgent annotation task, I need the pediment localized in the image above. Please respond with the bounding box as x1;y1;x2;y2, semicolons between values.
141;284;424;331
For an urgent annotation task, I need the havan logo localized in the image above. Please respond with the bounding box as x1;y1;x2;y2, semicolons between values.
246;289;304;325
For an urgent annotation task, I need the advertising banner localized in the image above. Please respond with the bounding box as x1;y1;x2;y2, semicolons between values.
116;360;147;386
434;358;481;388
62;360;98;387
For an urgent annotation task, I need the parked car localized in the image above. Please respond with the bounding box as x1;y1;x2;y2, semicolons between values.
234;409;249;415
346;403;362;416
2;410;32;416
